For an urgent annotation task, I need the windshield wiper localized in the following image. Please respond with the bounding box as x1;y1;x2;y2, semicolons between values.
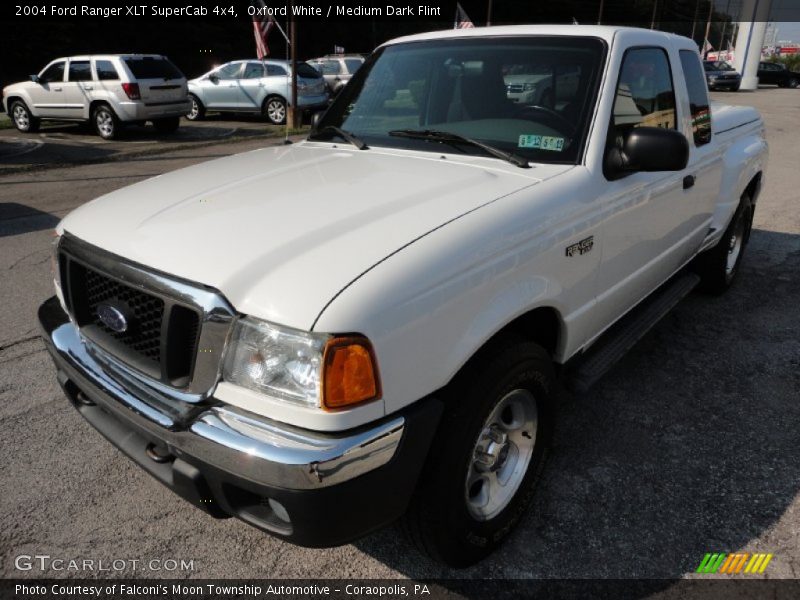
309;126;368;150
388;129;530;169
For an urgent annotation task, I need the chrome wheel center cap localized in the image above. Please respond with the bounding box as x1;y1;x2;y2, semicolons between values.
474;425;509;472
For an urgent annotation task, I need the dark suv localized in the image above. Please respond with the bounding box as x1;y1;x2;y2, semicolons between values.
757;61;800;88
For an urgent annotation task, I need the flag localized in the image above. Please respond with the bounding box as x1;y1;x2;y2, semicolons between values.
252;0;276;59
454;2;474;29
572;17;579;24
334;45;345;54
702;39;714;56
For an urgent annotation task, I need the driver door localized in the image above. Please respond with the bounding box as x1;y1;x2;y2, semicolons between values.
29;60;66;117
202;62;244;109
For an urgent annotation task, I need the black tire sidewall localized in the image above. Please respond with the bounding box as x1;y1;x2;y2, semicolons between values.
416;342;555;566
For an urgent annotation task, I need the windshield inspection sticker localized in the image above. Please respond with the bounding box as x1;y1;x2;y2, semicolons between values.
518;135;565;151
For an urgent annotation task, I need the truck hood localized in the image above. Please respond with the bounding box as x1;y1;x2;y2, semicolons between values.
60;143;564;330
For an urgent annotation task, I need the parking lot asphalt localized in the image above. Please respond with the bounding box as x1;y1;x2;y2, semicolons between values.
0;89;798;589
0;115;296;174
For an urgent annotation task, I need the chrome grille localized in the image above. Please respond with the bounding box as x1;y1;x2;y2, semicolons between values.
57;234;236;401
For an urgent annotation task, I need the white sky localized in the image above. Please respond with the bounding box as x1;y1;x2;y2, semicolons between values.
775;21;800;42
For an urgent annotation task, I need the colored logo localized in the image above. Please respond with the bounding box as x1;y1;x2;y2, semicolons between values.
696;552;773;574
97;302;129;333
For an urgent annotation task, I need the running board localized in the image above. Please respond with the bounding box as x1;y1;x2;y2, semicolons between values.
568;271;701;393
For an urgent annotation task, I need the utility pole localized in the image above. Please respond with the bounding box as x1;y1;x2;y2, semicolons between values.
703;0;715;57
691;0;701;41
288;2;300;129
486;0;493;26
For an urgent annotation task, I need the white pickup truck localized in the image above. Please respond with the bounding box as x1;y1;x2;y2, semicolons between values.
39;26;767;567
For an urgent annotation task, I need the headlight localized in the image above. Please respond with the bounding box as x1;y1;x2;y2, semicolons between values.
223;317;381;410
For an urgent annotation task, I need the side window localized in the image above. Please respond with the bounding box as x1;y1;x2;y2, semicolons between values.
215;63;242;79
612;47;677;131
344;59;363;74
243;63;266;79
95;60;119;81
266;64;287;76
40;61;65;83
68;61;92;82
321;60;342;75
679;50;712;146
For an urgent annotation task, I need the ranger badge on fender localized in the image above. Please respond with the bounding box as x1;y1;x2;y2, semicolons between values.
566;236;594;257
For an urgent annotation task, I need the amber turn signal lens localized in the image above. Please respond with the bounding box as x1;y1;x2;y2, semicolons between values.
322;337;381;409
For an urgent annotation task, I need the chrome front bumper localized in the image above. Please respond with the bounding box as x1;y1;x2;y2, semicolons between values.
40;296;440;545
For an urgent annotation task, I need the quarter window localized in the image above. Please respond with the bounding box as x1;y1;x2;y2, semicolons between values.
40;61;65;83
679;50;712;145
266;64;287;76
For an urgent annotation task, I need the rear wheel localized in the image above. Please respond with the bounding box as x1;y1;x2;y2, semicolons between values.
10;100;40;133
402;338;555;567
186;94;205;121
152;116;180;133
92;104;121;140
263;96;286;125
693;194;753;294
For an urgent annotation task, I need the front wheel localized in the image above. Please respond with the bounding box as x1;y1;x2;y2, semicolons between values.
402;338;555;567
263;96;286;125
693;194;753;294
10;100;40;133
788;77;799;89
186;94;205;121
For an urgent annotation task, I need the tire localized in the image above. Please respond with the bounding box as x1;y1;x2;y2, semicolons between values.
732;84;741;92
152;116;180;133
92;104;121;140
789;78;799;89
693;194;753;294
10;100;40;133
186;94;205;121
402;337;556;567
263;96;286;125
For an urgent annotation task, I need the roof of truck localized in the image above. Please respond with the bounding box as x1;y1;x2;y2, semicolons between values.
382;24;691;48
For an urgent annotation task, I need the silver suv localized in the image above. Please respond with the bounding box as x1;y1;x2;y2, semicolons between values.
186;60;328;125
307;55;365;95
2;54;190;140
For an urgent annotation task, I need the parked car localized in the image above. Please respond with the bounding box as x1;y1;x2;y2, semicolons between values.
307;54;365;95
757;61;800;88
703;60;741;91
40;26;766;568
504;63;581;105
1;54;189;139
187;60;328;125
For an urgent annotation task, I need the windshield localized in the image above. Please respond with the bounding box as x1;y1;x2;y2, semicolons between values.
316;36;606;164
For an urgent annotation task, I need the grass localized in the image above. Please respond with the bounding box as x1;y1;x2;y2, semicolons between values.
0;114;13;130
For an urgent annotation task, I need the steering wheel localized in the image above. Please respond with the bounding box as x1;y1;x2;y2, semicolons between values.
518;105;577;136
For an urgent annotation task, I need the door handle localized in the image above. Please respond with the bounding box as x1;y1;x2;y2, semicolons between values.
53;87;62;91
83;85;93;90
683;175;696;190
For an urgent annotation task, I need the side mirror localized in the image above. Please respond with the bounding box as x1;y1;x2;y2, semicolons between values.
29;74;41;84
310;111;324;133
208;74;219;84
606;127;689;176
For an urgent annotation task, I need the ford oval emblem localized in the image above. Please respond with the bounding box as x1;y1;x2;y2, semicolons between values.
97;302;129;333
